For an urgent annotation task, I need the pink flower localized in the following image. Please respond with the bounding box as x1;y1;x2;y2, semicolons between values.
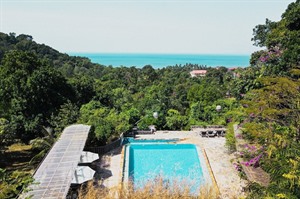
250;145;257;151
259;56;268;62
241;161;250;167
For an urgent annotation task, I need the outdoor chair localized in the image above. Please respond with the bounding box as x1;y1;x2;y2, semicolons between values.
200;131;207;137
216;130;223;137
207;130;215;137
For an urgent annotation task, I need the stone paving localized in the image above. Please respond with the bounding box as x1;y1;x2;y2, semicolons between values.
102;130;247;198
101;147;123;188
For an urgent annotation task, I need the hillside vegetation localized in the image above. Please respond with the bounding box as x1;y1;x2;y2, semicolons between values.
0;1;299;198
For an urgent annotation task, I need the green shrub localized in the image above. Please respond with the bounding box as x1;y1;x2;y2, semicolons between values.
225;122;236;152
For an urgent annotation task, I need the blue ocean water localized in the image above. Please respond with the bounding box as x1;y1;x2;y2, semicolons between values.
69;53;250;68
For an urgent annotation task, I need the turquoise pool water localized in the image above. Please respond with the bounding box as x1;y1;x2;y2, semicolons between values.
124;143;210;193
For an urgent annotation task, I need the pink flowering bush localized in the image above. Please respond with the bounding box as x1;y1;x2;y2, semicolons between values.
258;46;282;64
233;162;242;171
239;144;264;168
232;161;246;179
235;133;243;139
241;154;263;167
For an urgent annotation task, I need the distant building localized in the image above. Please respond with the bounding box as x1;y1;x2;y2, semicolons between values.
228;67;238;71
228;67;240;78
190;70;207;77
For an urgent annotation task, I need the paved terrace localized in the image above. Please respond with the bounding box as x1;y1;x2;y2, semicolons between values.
102;130;246;199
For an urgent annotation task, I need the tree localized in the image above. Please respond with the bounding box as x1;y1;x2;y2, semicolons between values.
242;77;300;142
283;0;300;31
165;109;187;130
0;51;73;143
68;75;95;106
0;118;10;151
0;170;33;199
78;100;134;145
29;126;56;164
241;77;300;198
251;1;300;77
206;67;228;84
241;2;300;197
251;18;277;47
50;101;79;134
187;81;224;106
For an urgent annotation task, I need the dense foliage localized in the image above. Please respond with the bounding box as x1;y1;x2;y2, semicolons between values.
0;31;241;148
242;1;300;198
0;168;33;199
0;31;238;198
0;1;299;198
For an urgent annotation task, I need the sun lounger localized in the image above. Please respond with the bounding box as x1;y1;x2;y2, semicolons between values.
200;131;207;137
207;130;215;137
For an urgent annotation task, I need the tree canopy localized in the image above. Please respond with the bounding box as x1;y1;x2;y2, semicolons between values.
0;1;300;198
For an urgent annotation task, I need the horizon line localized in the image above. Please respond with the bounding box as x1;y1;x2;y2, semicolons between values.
66;52;251;56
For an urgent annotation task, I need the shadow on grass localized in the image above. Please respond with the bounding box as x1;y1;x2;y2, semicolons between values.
0;143;39;172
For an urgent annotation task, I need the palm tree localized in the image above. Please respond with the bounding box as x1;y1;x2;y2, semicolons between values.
29;126;56;165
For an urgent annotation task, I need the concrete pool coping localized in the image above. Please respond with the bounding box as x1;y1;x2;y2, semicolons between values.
102;131;246;198
122;142;214;193
202;148;220;196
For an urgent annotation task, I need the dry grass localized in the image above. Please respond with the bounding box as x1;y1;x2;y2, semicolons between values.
6;143;32;152
78;178;222;199
0;143;37;172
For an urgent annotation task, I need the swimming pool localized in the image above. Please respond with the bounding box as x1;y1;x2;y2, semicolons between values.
123;142;211;193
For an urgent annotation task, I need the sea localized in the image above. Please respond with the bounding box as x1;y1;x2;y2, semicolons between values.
68;53;250;69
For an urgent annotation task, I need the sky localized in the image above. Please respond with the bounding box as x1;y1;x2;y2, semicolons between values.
0;0;295;55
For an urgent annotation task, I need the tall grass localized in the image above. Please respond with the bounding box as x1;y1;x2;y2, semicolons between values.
78;178;222;199
225;122;237;152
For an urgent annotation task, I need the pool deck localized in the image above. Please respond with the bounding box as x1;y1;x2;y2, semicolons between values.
101;131;246;198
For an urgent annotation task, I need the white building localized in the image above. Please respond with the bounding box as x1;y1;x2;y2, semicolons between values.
190;70;207;77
